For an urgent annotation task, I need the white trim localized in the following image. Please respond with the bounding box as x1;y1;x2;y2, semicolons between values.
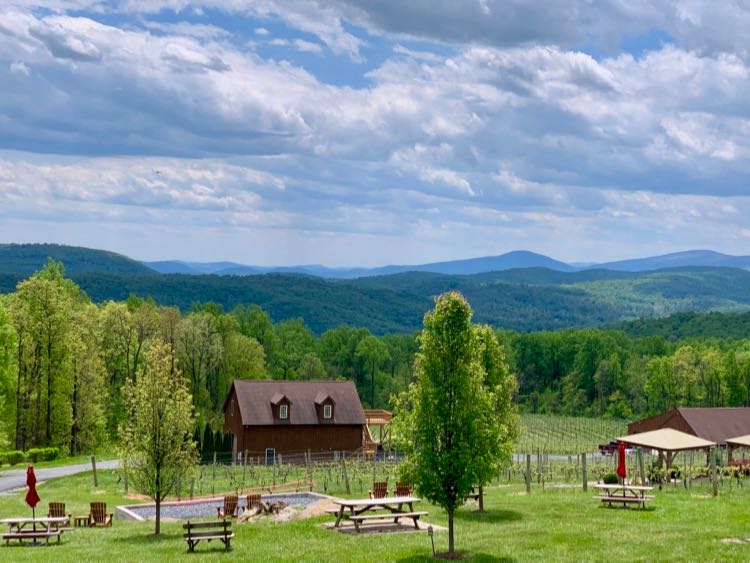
323;404;332;419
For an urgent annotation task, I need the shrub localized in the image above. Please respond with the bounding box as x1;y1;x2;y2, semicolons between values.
25;447;60;463
0;450;26;466
602;472;619;484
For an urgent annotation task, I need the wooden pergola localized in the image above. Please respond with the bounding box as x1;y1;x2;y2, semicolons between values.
617;428;715;469
363;409;393;450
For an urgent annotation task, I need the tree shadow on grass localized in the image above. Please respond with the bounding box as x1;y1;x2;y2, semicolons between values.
454;509;522;524
397;553;514;562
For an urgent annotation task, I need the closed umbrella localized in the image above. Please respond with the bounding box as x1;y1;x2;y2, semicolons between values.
25;466;40;520
616;441;627;482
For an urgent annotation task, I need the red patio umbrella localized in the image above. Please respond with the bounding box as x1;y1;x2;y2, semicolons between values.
616;442;627;481
25;466;40;519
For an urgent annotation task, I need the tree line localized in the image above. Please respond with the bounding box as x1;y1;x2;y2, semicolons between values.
1;261;749;456
0;261;417;455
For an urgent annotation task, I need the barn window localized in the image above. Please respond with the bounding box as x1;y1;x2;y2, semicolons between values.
323;404;332;419
279;404;288;419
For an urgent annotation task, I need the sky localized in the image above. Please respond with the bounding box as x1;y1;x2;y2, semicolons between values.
1;1;750;267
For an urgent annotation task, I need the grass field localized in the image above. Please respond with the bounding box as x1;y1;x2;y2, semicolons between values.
2;468;750;561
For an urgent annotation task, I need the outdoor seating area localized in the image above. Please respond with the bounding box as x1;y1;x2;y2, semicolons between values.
330;490;428;533
1;516;71;545
593;483;654;509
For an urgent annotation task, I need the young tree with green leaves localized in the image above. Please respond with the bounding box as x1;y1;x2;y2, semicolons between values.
119;340;197;535
393;292;518;557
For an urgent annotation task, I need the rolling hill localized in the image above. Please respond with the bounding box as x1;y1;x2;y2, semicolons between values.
0;243;155;276
4;244;750;335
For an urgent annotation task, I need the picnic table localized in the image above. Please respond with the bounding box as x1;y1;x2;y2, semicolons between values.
1;516;70;545
331;495;428;533
593;483;654;509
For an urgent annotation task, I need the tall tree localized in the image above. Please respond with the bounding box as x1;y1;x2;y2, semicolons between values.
119;340;197;535
0;301;17;449
394;292;517;556
356;335;390;407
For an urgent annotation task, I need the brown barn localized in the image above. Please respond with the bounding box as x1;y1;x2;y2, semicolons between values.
628;407;750;444
223;380;367;463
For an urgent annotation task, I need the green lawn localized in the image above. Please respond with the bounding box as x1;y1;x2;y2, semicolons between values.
1;469;750;561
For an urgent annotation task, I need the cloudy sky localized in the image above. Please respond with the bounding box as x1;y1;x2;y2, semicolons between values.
2;1;750;266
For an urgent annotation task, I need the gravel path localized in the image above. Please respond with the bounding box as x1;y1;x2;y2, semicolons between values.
125;492;327;520
0;460;119;493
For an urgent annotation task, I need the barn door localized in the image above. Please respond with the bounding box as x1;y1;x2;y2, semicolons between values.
265;448;275;466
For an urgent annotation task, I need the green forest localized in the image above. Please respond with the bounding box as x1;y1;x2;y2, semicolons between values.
1;261;750;458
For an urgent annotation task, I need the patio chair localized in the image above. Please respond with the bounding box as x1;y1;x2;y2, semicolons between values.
246;493;262;510
89;502;113;527
48;502;71;526
217;495;239;518
368;481;388;499
393;482;413;497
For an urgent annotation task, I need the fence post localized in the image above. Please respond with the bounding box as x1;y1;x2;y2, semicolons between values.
307;449;313;490
91;455;98;488
525;454;531;494
710;447;718;497
342;452;351;495
637;448;645;486
582;453;587;492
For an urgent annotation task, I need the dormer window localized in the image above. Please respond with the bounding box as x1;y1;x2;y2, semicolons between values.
270;392;292;421
315;391;336;421
323;404;332;419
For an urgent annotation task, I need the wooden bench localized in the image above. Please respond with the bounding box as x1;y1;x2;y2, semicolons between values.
183;520;234;553
3;529;61;545
594;495;654;508
348;511;428;532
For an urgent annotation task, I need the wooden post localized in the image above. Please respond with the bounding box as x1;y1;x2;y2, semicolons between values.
307;449;313;490
273;455;277;487
710;447;718;497
637;448;646;486
91;455;98;488
342;452;351;495
581;453;587;492
525;454;531;494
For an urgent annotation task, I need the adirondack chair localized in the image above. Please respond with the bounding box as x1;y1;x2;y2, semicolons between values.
217;495;239;518
246;493;262;510
368;481;388;499
89;502;113;527
393;482;413;497
48;502;71;527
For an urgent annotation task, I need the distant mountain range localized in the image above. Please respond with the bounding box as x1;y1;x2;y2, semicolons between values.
2;243;750;280
146;249;750;278
3;243;750;334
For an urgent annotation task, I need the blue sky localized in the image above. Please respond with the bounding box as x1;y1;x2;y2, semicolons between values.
1;1;750;267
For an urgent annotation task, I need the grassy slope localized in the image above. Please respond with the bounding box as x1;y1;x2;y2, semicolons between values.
2;470;750;561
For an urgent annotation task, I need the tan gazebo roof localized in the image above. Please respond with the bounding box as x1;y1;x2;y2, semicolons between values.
725;434;750;448
618;428;715;452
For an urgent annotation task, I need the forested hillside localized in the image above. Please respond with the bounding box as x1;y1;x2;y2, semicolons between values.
1;262;750;457
0;243;155;276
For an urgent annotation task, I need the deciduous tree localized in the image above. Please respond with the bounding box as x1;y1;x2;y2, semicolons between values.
119;340;197;535
394;292;517;557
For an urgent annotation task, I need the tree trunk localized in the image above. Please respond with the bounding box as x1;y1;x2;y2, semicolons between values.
155;464;161;535
448;506;454;555
70;368;78;455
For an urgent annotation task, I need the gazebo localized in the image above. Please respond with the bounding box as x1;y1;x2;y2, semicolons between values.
618;428;715;469
725;434;750;465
